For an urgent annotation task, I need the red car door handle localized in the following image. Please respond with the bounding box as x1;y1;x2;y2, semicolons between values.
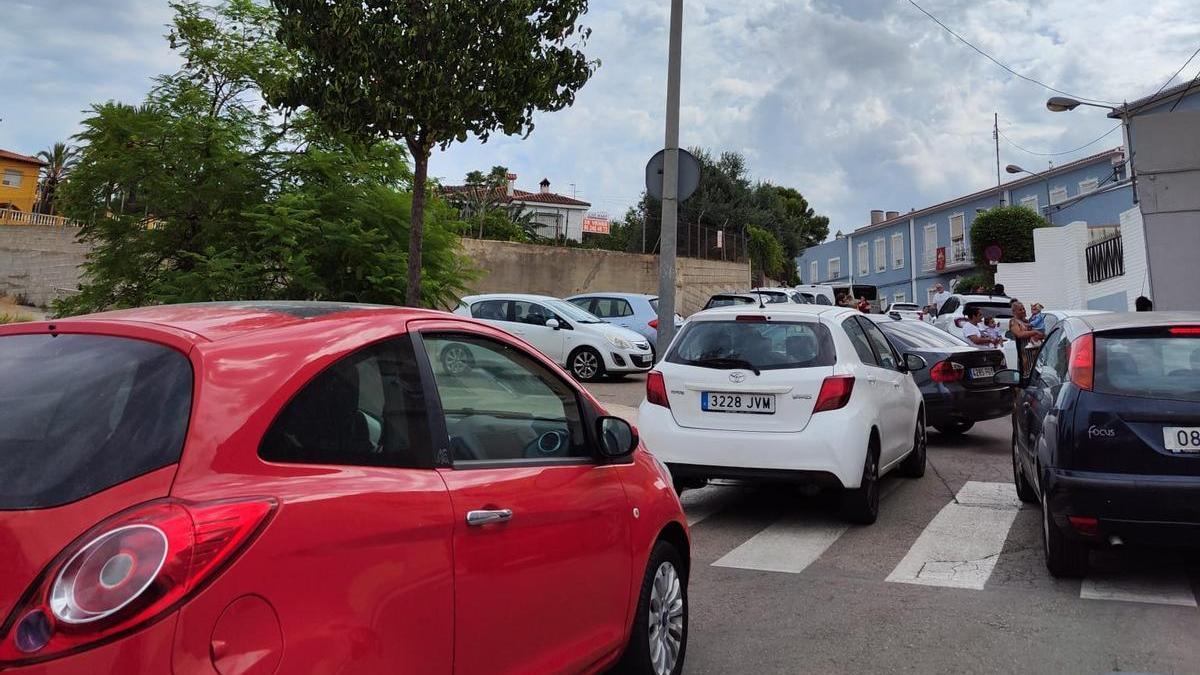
466;509;513;526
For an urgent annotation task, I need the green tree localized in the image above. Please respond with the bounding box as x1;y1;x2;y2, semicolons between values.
35;142;79;215
969;205;1049;285
269;0;598;306
747;225;787;286
56;0;472;316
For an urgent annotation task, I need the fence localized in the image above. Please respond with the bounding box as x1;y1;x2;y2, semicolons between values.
0;208;77;228
1086;234;1124;284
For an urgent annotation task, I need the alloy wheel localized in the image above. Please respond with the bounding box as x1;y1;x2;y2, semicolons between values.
573;351;599;380
648;561;684;675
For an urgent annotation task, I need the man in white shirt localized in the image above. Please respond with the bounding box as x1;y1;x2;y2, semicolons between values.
931;283;950;316
961;306;1000;348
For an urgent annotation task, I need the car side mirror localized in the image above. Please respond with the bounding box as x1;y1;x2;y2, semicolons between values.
993;368;1022;387
545;318;560;330
903;353;927;372
597;416;638;461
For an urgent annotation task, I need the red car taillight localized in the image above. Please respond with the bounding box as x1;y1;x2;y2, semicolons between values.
930;360;965;383
648;319;659;329
814;375;855;413
1;498;275;665
1068;334;1094;391
646;371;670;408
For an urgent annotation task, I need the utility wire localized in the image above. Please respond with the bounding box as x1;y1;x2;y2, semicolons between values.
1150;45;1200;108
1169;68;1200;113
996;123;1122;157
905;0;1117;105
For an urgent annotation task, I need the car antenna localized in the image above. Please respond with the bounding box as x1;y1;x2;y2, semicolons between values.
756;291;766;309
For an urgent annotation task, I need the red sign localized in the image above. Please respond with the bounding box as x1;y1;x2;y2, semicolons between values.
936;247;947;271
582;215;610;234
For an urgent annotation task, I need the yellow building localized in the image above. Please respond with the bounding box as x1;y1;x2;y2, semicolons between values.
0;148;45;213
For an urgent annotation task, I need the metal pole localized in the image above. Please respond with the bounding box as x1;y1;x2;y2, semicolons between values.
656;0;683;353
994;113;1003;205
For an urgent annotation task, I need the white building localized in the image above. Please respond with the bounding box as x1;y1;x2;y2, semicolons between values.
443;173;592;242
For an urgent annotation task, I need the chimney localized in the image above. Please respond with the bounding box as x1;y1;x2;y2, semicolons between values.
886;210;900;221
506;172;517;197
870;209;885;225
539;178;551;194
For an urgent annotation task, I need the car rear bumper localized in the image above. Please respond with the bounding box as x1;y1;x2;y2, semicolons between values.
636;402;869;488
1046;468;1200;546
924;385;1012;426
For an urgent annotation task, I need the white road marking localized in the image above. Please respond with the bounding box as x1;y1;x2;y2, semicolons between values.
710;479;904;574
1081;562;1198;608
886;481;1021;590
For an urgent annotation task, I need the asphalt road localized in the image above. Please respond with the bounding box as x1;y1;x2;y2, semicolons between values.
589;375;1200;675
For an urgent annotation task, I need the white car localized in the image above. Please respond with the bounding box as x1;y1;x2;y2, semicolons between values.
639;304;927;524
932;294;1015;339
793;284;836;305
749;287;809;304
886;302;925;321
455;293;652;381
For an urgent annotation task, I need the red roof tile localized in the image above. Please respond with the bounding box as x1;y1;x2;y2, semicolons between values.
0;149;45;165
440;185;590;208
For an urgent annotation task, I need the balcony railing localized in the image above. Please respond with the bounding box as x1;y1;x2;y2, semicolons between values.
0;208;77;227
950;239;969;264
1086;234;1124;284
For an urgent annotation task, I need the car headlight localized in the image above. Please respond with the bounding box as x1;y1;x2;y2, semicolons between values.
605;334;633;350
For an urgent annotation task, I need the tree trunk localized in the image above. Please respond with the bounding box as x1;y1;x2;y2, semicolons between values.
406;141;430;307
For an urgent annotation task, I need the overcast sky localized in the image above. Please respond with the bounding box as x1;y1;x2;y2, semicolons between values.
3;0;1198;237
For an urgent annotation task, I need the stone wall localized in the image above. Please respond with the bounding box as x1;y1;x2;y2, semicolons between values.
0;225;90;307
460;238;749;315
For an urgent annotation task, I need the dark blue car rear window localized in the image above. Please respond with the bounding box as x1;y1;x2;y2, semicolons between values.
0;334;193;509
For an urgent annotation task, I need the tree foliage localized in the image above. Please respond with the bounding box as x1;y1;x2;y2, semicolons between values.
746;225;787;286
269;0;598;305
968;205;1049;285
56;0;473;316
36;142;79;215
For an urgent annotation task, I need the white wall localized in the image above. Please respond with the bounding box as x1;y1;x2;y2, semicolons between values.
994;207;1147;311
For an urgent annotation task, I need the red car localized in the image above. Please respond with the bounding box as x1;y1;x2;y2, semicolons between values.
0;302;690;675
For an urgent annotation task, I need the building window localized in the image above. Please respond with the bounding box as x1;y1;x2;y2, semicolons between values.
1079;178;1099;194
891;233;904;269
1049;186;1068;205
809;260;818;285
2;170;21;188
1021;195;1039;211
828;257;841;281
894;291;906;304
949;213;966;263
922;224;937;271
874;238;886;273
857;243;869;276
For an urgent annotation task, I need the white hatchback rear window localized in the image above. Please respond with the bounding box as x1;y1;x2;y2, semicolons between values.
667;321;835;371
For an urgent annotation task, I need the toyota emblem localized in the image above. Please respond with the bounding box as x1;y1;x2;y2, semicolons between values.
729;371;746;384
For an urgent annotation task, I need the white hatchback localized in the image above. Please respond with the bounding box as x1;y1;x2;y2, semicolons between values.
639;305;927;524
454;293;653;381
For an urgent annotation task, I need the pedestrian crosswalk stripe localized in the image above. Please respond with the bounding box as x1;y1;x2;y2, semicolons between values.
886;481;1021;590
1081;561;1198;608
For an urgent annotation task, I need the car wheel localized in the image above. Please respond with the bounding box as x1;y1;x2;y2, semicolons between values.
934;421;974;436
1012;434;1037;504
569;347;605;382
841;440;880;525
898;415;926;478
1042;484;1087;578
439;343;474;375
618;540;688;675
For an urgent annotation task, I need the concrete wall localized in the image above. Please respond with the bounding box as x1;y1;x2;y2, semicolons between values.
459;238;749;316
0;225;90;307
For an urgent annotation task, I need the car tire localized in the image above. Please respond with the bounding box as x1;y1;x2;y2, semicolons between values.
898;415;926;478
568;347;605;382
617;540;688;675
1012;434;1037;504
439;343;474;375
934;421;974;436
1042;485;1088;578
841;440;880;525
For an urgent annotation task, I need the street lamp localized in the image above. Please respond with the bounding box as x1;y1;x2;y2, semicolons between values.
1007;164;1054;224
1046;95;1136;204
1045;96;1117;113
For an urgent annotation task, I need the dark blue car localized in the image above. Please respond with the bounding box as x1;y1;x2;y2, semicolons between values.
997;312;1200;577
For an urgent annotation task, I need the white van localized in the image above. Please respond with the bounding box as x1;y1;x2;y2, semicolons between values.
793;284;836;306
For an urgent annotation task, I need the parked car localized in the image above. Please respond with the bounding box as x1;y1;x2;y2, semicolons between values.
700;293;762;311
1001;309;1110;376
640;304;927;524
932;294;1014;339
455;293;652;381
565;292;683;355
869;315;1008;435
997;312;1200;578
793;284;836;305
0;302;690;674
748;287;809;305
885;302;925;321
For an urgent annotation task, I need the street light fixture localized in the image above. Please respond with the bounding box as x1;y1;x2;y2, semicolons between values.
1006;164;1054;224
1045;96;1118;113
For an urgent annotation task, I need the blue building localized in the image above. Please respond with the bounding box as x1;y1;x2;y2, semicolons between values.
797;147;1132;308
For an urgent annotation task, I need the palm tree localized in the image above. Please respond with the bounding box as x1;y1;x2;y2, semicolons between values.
36;142;79;215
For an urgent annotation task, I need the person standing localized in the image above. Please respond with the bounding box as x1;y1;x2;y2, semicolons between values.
1136;296;1154;312
857;296;871;313
931;283;950;315
1008;301;1045;376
